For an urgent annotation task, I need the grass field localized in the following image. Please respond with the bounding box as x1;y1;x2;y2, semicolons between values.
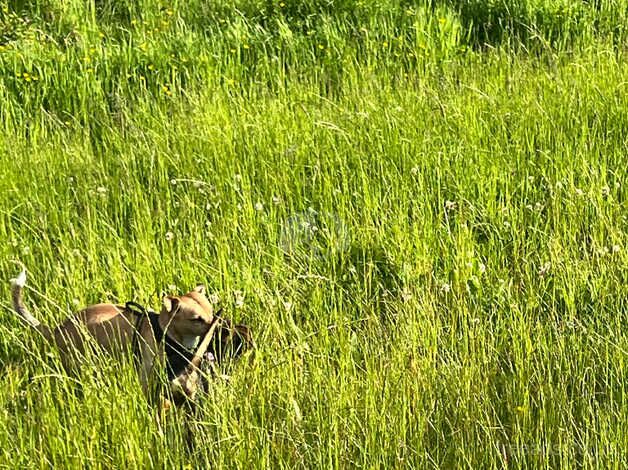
1;0;627;467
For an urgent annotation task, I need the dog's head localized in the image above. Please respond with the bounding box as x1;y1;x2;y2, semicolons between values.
161;285;215;341
208;318;254;363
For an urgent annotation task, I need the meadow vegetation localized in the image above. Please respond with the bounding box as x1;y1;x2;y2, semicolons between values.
0;0;627;467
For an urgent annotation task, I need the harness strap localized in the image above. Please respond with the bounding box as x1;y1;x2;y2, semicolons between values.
126;301;148;365
125;301;197;380
150;311;196;380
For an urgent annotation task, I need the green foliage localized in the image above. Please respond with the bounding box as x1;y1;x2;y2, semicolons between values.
0;0;627;467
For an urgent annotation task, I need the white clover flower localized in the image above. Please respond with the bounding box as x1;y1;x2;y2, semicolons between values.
612;244;621;253
165;231;175;241
401;289;413;302
170;179;177;186
282;300;293;311
254;201;264;211
440;283;451;293
208;293;220;305
444;200;456;211
234;290;245;308
575;188;584;197
234;173;242;182
601;185;610;197
538;261;551;277
96;186;107;194
410;166;419;176
272;195;282;205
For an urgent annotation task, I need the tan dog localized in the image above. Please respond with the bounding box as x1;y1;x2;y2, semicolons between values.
10;270;217;402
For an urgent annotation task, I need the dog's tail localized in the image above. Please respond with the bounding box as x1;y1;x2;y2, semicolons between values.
10;269;52;340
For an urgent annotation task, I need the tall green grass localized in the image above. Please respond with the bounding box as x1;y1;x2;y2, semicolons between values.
1;0;627;467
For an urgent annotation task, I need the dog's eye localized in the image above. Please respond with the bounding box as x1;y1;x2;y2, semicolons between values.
192;317;205;322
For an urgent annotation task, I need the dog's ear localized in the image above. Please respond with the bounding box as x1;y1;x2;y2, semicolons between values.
162;295;179;313
193;284;206;295
234;324;253;347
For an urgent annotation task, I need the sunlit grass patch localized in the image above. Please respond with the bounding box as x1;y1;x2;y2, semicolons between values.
0;0;627;467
